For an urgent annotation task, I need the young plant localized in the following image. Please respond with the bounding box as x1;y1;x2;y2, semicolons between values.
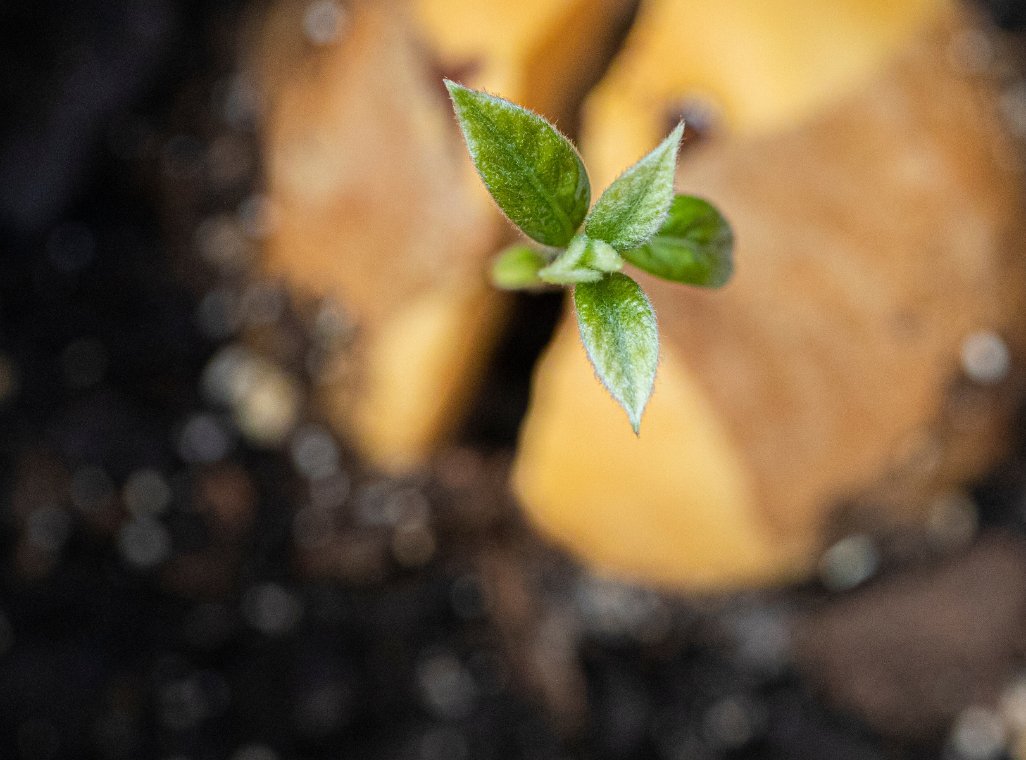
445;80;733;433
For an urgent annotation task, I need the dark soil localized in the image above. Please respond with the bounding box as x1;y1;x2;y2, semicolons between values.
2;2;1026;759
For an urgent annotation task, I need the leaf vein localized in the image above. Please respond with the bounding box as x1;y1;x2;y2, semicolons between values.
462;97;577;242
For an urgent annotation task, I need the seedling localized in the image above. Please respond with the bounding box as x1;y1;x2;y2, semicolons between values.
445;81;733;433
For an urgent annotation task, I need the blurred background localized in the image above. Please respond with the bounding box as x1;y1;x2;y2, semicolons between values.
4;0;1026;758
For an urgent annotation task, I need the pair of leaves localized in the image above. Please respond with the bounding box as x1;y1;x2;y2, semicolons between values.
447;80;682;255
446;80;732;433
492;195;733;290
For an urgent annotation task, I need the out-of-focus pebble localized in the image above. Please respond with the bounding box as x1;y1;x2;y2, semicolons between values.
25;506;72;554
927;491;979;551
950;705;1006;760
237;194;278;240
1000;675;1026;732
123;469;172;517
575;577;670;642
177;413;234;463
392;523;436;568
289;424;339;480
242;583;303;637
303;1;349;46
195;215;251;272
703;697;755;750
118;518;172;569
202;346;301;446
961;330;1011;385
417;652;478;720
818;534;880;592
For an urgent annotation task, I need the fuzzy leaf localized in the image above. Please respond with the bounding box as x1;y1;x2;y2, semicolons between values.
584;122;684;251
446;80;589;247
539;235;622;285
573;273;658;433
623;195;734;287
491;245;550;290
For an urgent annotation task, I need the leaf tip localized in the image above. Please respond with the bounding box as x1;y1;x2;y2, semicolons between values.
443;78;466;105
443;79;474;110
625;389;651;436
662;121;686;162
629;412;643;436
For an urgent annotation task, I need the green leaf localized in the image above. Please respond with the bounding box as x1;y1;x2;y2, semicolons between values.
445;80;590;247
623;195;734;287
573;273;658;434
584;122;684;251
491;245;549;290
538;234;622;285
